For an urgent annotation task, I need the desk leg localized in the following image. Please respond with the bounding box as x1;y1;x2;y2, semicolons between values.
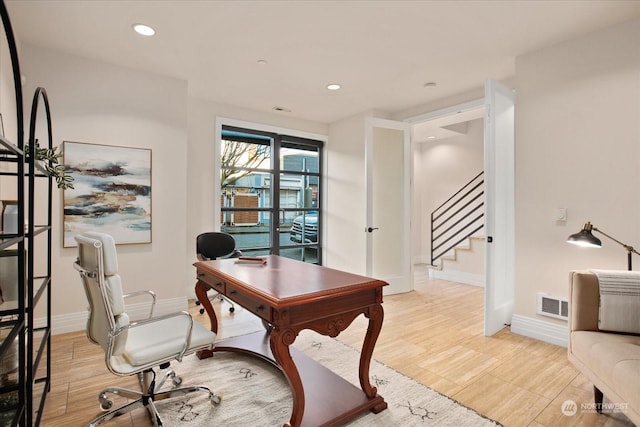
195;280;217;359
270;328;303;427
359;304;387;412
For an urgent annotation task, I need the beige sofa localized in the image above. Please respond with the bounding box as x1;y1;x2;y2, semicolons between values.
568;271;640;425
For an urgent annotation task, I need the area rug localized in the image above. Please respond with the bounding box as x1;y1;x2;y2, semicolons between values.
158;330;500;426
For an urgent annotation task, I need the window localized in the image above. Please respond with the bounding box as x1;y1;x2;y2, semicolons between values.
220;125;323;264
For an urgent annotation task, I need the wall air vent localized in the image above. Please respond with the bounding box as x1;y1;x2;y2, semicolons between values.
536;292;569;321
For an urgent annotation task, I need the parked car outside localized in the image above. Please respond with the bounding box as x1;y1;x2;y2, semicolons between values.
290;211;318;243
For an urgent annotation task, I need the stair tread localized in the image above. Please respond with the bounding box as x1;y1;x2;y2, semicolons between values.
433;235;484;270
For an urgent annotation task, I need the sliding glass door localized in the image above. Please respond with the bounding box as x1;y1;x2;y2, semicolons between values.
220;125;322;264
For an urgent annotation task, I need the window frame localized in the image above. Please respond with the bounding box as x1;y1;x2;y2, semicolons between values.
218;124;324;264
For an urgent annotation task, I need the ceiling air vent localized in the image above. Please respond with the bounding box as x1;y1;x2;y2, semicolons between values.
272;106;292;113
536;292;568;321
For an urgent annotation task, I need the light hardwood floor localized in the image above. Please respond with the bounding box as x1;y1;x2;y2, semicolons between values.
40;266;634;426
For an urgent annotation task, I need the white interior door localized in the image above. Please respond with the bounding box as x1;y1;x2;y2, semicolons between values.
365;118;412;295
484;80;515;336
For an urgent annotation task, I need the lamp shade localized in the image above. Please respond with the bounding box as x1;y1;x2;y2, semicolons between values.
567;222;602;248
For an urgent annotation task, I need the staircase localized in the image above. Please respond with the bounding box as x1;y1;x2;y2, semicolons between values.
429;235;485;286
429;172;485;286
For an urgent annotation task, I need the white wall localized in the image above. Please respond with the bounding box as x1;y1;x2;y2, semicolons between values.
325;110;392;274
21;45;190;331
325;113;367;273
514;18;640;323
413;118;485;264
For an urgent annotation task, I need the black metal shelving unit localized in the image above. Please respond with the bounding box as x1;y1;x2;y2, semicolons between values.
0;1;52;425
25;86;53;427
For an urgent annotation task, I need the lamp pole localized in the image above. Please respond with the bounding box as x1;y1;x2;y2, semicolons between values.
591;226;639;271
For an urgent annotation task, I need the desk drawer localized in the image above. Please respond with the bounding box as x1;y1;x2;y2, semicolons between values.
226;283;271;322
197;271;226;294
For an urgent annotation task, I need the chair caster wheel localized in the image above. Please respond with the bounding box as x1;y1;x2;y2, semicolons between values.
199;308;205;314
210;393;222;406
172;376;183;386
229;307;235;313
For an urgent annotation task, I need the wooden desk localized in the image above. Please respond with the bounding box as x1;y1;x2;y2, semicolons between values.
194;255;388;427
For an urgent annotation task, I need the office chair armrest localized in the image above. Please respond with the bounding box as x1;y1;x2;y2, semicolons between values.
112;310;194;361
123;290;157;318
121;310;191;332
231;249;243;258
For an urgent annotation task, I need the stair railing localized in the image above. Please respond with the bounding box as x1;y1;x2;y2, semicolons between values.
431;171;484;265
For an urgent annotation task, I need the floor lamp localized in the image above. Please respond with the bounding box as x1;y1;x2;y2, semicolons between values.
567;221;640;271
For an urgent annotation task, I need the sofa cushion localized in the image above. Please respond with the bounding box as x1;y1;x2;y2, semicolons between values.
613;359;640;416
571;331;640;413
591;269;640;334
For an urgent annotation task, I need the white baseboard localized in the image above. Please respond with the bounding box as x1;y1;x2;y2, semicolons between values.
428;268;485;287
40;297;188;335
510;314;568;348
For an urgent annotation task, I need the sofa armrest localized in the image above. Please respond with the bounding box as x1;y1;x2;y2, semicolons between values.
569;270;600;332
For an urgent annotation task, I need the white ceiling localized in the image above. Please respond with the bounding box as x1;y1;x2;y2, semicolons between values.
6;1;640;124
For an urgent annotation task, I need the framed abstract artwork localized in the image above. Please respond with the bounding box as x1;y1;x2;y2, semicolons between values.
63;141;152;247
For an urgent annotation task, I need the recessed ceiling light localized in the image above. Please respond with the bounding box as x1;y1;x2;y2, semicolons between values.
327;83;341;91
427;135;437;140
423;82;437;88
257;59;268;65
133;23;155;36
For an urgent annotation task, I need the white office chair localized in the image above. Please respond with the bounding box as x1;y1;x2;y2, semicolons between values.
73;231;221;427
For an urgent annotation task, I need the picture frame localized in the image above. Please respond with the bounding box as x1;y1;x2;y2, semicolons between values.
62;141;152;247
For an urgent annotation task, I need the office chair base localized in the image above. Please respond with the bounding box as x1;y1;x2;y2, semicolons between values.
196;291;235;313
86;369;221;427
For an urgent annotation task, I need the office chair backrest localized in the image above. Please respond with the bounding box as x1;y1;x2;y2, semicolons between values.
196;232;238;260
75;231;129;355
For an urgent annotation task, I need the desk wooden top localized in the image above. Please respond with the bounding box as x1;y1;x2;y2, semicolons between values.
194;255;387;308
